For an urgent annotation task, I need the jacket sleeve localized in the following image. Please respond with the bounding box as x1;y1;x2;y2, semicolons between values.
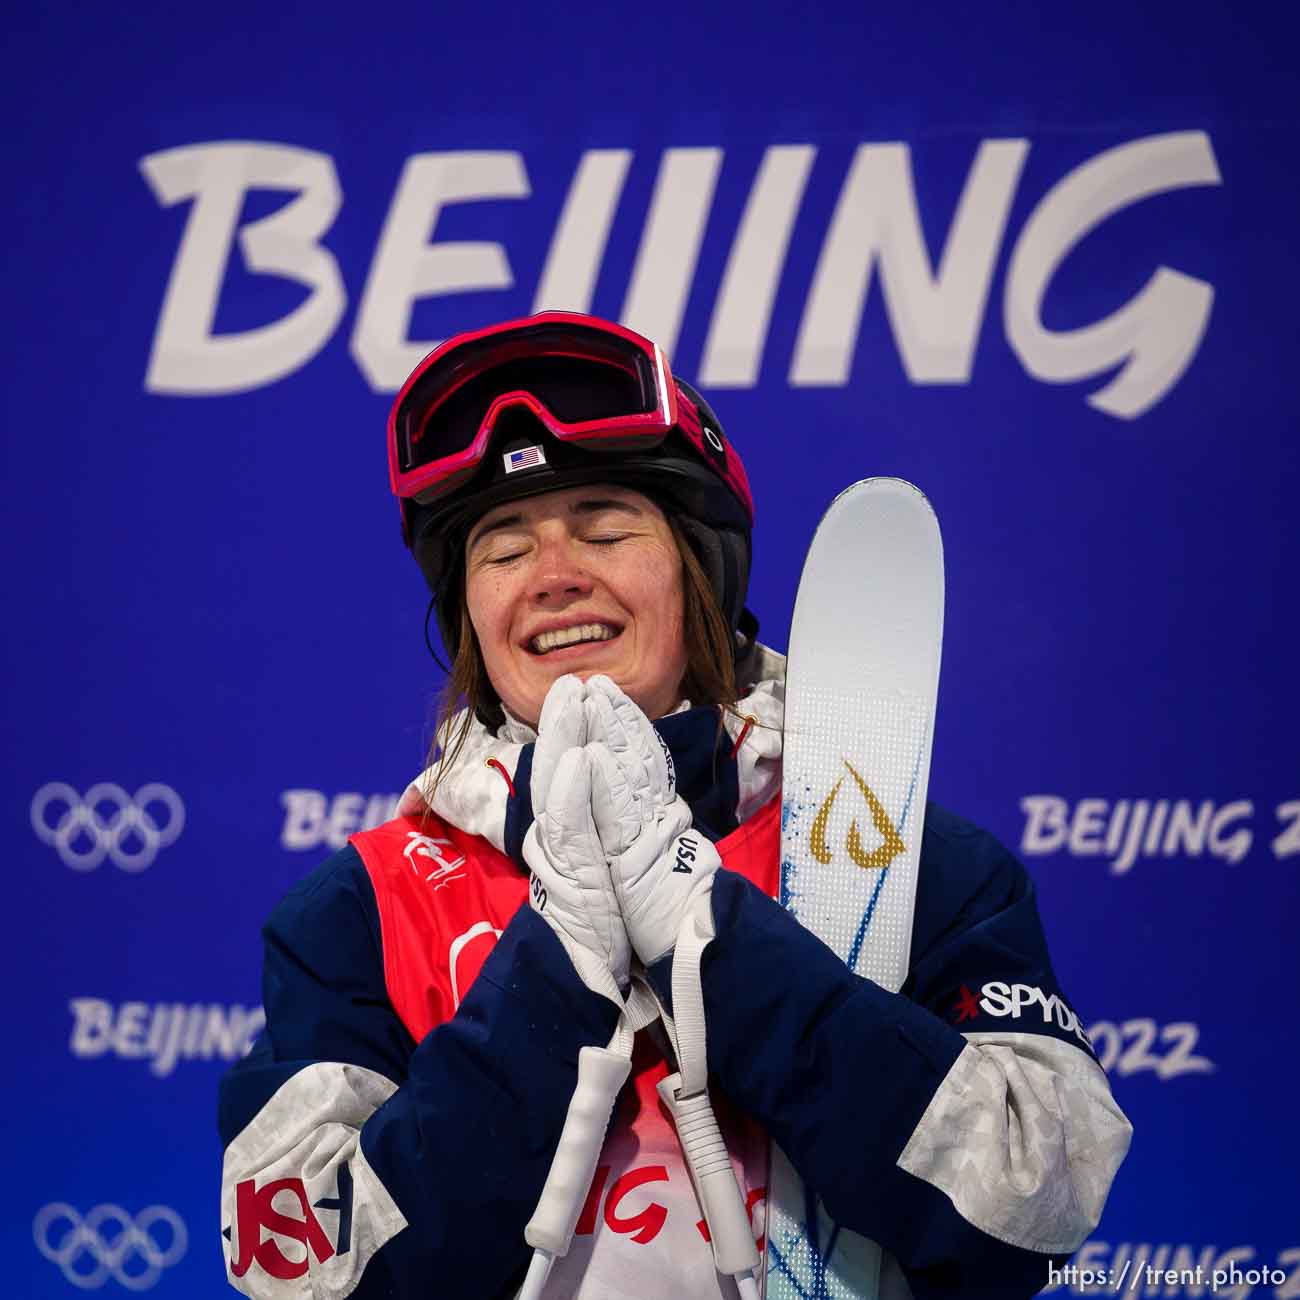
217;847;620;1300
693;804;1133;1300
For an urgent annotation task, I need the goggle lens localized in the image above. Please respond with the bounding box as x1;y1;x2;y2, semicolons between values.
394;322;663;477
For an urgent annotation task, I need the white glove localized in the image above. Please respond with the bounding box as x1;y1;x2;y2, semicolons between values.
523;676;630;1005
583;676;721;967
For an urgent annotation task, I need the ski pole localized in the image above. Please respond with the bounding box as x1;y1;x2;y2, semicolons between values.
517;981;658;1300
657;894;761;1300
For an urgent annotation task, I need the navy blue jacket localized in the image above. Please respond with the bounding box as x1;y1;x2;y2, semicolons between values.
218;711;1130;1299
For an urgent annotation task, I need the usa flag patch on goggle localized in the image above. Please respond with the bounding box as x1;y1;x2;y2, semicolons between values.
504;444;547;474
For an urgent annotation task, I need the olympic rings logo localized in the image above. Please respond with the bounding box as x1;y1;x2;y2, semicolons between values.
33;1203;188;1291
30;783;185;871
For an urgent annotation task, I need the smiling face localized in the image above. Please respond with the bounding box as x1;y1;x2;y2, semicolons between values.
463;483;689;729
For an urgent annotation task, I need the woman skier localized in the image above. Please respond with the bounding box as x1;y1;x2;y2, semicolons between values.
218;311;1131;1299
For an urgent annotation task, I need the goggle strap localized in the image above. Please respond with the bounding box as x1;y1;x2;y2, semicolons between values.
675;390;702;439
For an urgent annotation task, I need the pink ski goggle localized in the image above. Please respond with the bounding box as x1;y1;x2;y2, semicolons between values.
390;312;692;507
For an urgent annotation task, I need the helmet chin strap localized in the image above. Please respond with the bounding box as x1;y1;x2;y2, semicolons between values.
424;574;512;732
423;593;452;675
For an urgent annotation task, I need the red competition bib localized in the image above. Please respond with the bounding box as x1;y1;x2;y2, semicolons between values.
351;798;780;1299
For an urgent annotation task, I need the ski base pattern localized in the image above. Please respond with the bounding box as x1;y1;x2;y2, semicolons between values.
764;478;944;1300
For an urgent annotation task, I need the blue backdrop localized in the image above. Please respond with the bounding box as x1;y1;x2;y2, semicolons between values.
6;2;1298;1296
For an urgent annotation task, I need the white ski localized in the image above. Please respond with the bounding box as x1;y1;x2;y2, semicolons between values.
763;478;944;1300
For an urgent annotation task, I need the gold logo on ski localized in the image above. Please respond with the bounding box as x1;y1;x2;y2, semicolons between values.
810;761;904;871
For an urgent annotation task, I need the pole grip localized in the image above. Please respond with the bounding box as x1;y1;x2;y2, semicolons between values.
525;1045;631;1255
657;1074;760;1276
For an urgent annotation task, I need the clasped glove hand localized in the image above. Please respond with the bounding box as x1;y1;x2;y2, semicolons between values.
523;676;631;1005
582;676;722;967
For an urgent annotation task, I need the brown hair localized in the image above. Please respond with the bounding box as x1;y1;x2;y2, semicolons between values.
421;514;739;801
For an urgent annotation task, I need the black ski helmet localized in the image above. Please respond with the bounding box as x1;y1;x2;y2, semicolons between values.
387;313;755;667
